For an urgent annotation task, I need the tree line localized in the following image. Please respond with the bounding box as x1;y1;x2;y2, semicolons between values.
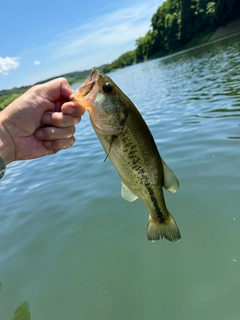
102;0;240;73
0;66;107;110
0;69;95;110
1;0;239;109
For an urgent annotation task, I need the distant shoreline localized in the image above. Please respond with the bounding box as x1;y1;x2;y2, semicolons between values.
209;19;240;41
1;19;240;98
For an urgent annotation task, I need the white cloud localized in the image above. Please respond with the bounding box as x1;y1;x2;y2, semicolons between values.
34;60;41;65
0;0;163;88
0;57;20;75
48;2;160;59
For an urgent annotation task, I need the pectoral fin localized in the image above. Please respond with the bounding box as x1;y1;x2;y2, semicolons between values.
103;135;117;162
121;182;138;202
162;159;179;193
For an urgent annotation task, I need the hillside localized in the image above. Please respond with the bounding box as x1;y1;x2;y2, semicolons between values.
1;0;240;110
102;0;240;73
0;65;106;110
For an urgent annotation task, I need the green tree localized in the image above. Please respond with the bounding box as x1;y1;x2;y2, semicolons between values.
180;0;197;44
0;94;22;110
214;0;240;26
135;31;157;62
1;0;239;82
102;50;136;73
151;1;170;52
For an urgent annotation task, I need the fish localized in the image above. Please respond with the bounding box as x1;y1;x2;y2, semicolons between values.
70;68;181;242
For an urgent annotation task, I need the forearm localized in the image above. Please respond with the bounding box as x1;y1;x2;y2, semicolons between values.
0;111;16;166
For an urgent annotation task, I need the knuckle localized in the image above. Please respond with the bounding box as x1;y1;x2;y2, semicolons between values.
68;126;75;137
73;116;81;125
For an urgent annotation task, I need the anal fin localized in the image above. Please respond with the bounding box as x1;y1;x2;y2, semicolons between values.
121;182;138;202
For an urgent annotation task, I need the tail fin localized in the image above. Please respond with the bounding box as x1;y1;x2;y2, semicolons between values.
147;212;181;242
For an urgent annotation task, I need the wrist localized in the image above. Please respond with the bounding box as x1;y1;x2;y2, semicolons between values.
0;111;16;165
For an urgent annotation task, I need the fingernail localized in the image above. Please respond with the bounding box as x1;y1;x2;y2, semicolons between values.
36;129;43;138
64;107;74;115
42;113;51;124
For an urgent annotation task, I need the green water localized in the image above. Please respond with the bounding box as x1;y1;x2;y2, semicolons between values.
1;34;240;320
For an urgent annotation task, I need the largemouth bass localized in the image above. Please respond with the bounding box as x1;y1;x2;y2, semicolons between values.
70;68;181;242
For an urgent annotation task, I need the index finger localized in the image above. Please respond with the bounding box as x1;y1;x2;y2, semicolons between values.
40;77;73;102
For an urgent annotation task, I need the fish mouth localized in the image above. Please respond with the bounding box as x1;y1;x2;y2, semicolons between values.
70;68;99;100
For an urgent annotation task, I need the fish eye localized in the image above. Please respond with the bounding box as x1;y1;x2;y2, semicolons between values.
103;82;113;93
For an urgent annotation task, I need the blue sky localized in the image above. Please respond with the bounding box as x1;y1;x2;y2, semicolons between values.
0;0;164;89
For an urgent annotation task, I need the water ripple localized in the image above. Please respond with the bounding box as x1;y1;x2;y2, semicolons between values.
1;34;240;320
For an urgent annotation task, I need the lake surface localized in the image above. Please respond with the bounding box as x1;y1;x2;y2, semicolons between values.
1;34;240;320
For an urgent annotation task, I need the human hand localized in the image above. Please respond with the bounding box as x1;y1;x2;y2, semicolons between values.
0;78;85;165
